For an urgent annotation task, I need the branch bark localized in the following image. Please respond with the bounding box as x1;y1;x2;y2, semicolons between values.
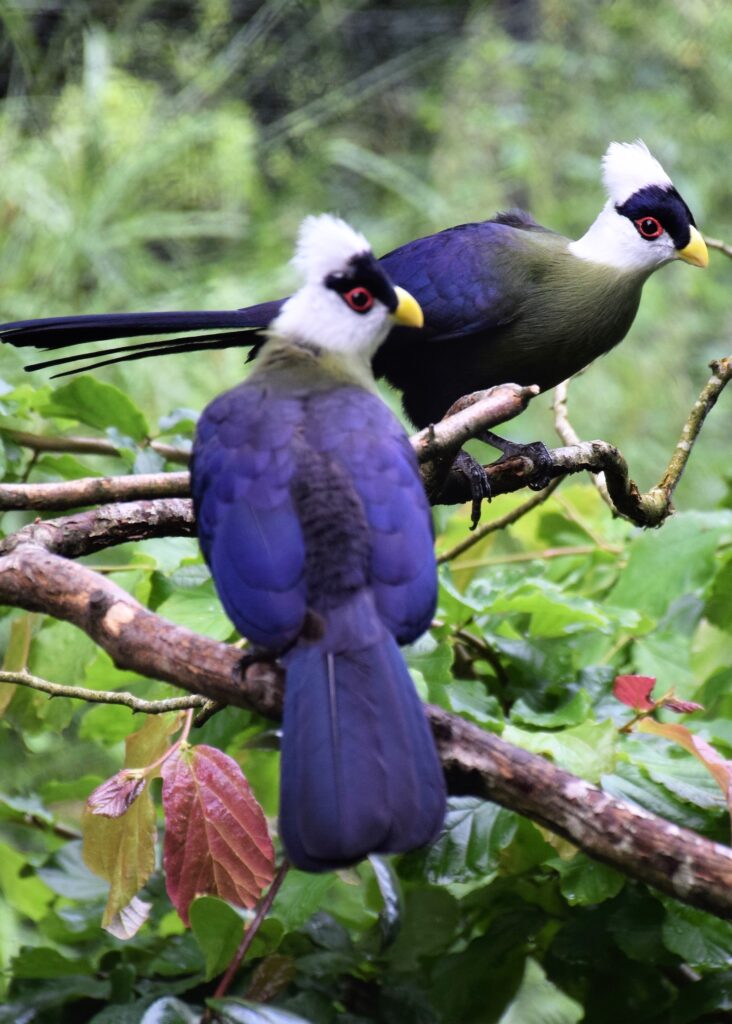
2;523;732;919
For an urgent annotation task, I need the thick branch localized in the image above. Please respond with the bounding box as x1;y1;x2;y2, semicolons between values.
0;472;190;511
2;533;732;918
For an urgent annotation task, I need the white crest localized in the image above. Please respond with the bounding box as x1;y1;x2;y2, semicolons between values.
292;214;371;284
268;214;393;369
602;140;673;206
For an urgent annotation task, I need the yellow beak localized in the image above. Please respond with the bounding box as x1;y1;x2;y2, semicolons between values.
678;225;708;268
392;286;424;329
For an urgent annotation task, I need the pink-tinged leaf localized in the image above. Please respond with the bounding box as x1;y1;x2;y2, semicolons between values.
161;744;275;925
87;771;146;818
104;895;152;940
638;719;732;813
661;697;704;715
613;675;656;710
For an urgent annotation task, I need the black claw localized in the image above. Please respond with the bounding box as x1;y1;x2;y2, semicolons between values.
451;449;492;529
480;430;554;491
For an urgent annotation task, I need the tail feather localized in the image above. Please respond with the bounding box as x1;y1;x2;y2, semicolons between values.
0;299;285;373
279;599;446;872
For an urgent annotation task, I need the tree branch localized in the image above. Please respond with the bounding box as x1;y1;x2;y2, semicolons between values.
0;426;190;465
551;357;732;525
0;670;212;714
2;525;732;919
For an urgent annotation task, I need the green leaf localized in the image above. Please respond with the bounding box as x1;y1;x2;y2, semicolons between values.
400;797;517;885
662;901;732;969
157;581;235;641
503;719;617;782
269;871;336;932
0;840;55;920
511;689;592;728
43;376;149;441
11;947;94;979
491;580;613;637
611;511;732;618
705;554;732;634
555;852;625;906
189;897;245;981
497;958;583;1024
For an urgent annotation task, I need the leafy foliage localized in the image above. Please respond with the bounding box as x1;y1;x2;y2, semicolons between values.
1;2;732;1021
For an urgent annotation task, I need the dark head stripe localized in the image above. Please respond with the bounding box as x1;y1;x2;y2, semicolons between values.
325;251;398;311
616;184;696;250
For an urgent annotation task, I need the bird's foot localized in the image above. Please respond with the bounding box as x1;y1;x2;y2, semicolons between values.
233;645;280;684
451;449;492;530
480;430;553;491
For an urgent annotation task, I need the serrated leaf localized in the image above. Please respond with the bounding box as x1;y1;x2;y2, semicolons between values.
662;902;732;969
637;719;732;815
611;511;732;617
497;957;583;1024
44;376;149;440
504;719;617;782
161;744;275;925
401;797;517;885
83;714;181;931
491;582;612;637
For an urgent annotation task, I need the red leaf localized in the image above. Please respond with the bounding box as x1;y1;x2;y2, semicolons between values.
613;674;657;711
161;744;275;925
87;771;147;818
661;697;704;714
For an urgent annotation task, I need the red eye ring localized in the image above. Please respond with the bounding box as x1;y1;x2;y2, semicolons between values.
635;216;664;240
342;287;374;313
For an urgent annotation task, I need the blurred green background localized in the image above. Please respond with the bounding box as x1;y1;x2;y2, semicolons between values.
0;0;729;503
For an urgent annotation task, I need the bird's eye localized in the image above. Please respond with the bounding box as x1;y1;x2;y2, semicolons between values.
635;216;664;240
342;287;374;313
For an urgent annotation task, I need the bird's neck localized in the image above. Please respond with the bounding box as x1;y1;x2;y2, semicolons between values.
253;337;378;393
568;201;662;277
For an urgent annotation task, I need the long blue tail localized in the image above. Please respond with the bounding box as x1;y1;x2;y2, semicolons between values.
279;597;446;872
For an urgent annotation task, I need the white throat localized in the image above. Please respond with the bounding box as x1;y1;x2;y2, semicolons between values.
568;200;675;273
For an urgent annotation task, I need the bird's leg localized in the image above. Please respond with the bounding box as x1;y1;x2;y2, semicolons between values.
232;610;327;684
479;429;553;491
451;449;493;530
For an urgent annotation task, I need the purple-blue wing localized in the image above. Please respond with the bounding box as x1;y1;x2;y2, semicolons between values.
305;388;437;644
191;382;307;650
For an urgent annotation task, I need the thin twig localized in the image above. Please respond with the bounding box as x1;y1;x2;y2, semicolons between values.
206;860;291;1013
437;479;561;563
552;357;732;524
0;670;209;713
706;236;732;259
553;379;613;511
0;427;190;465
